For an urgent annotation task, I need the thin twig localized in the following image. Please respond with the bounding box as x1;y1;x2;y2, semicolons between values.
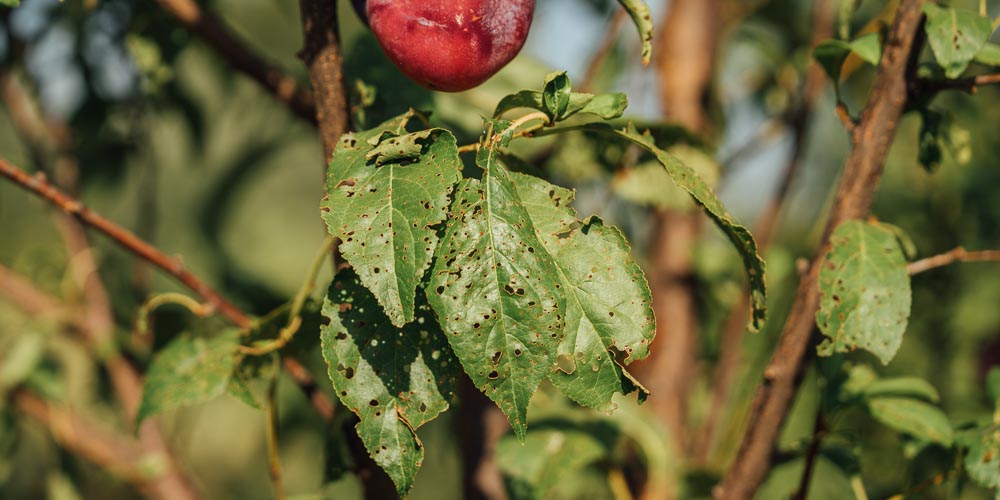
265;368;286;500
714;1;926;498
791;411;827;500
907;247;1000;275
154;0;316;124
240;235;335;356
13;390;196;500
0;157;251;329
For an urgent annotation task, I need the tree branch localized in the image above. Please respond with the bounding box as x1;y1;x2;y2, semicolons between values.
908;247;1000;275
154;0;317;124
298;0;351;161
714;1;926;498
0;157;251;329
13;390;197;500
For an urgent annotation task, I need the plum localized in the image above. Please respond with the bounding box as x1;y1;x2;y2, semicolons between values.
365;0;535;92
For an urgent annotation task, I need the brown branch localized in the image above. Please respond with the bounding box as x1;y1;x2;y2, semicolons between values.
713;1;926;498
298;0;351;161
694;0;834;465
910;72;1000;103
295;2;395;497
154;0;316;124
13;391;197;500
0;157;251;329
907;247;1000;275
0;264;63;315
791;411;827;500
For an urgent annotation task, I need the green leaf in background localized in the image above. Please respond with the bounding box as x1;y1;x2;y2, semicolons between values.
496;419;618;500
923;3;993;79
612;145;720;212
0;331;45;394
838;0;862;39
960;425;1000;493
813;32;882;84
322;112;462;327
987;366;1000;403
569;122;766;331
136;330;240;425
816;220;911;365
975;43;1000;67
860;377;940;403
616;0;654;65
320;270;458;496
0;0;21;7
512;171;653;411
426;138;566;440
867;397;954;446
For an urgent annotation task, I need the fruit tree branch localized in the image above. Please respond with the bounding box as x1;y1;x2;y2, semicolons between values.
0;157;252;328
713;1;926;498
154;0;317;124
907;247;1000;275
298;0;351;161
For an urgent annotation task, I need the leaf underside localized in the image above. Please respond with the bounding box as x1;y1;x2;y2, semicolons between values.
815;220;912;365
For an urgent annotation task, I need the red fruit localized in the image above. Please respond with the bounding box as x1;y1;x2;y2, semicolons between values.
366;0;535;92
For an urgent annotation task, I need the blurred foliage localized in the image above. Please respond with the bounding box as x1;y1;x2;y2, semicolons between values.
2;0;1000;499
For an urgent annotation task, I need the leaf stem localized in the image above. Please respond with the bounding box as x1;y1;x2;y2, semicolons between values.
135;292;209;336
457;111;552;154
240;235;336;356
265;366;286;500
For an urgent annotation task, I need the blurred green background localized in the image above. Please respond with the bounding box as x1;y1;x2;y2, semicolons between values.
2;0;1000;498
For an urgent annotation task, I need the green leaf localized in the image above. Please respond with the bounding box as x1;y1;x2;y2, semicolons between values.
975;43;1000;66
813;33;882;83
320;270;458;496
322;112;462;327
959;426;1000;492
542;72;572;121
860;377;940;403
987;366;1000;403
0;0;21;7
923;3;994;79
496;419;617;500
0;332;46;393
867;397;954;446
511;171;653;411
494;88;628;122
617;0;654;65
816;220;912;365
137;331;240;425
426;142;567;440
838;0;861;39
567;123;766;331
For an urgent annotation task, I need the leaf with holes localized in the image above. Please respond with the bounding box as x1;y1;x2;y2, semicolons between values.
867;397;954;446
320;269;458;496
816;220;911;365
568;122;766;331
512;171;653;412
617;0;654;65
923;3;993;79
960;425;1000;493
322;112;462;327
426;139;566;440
137;331;240;425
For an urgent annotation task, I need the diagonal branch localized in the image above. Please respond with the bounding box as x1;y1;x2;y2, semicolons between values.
154;0;317;124
908;247;1000;275
0;157;251;328
714;1;927;498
